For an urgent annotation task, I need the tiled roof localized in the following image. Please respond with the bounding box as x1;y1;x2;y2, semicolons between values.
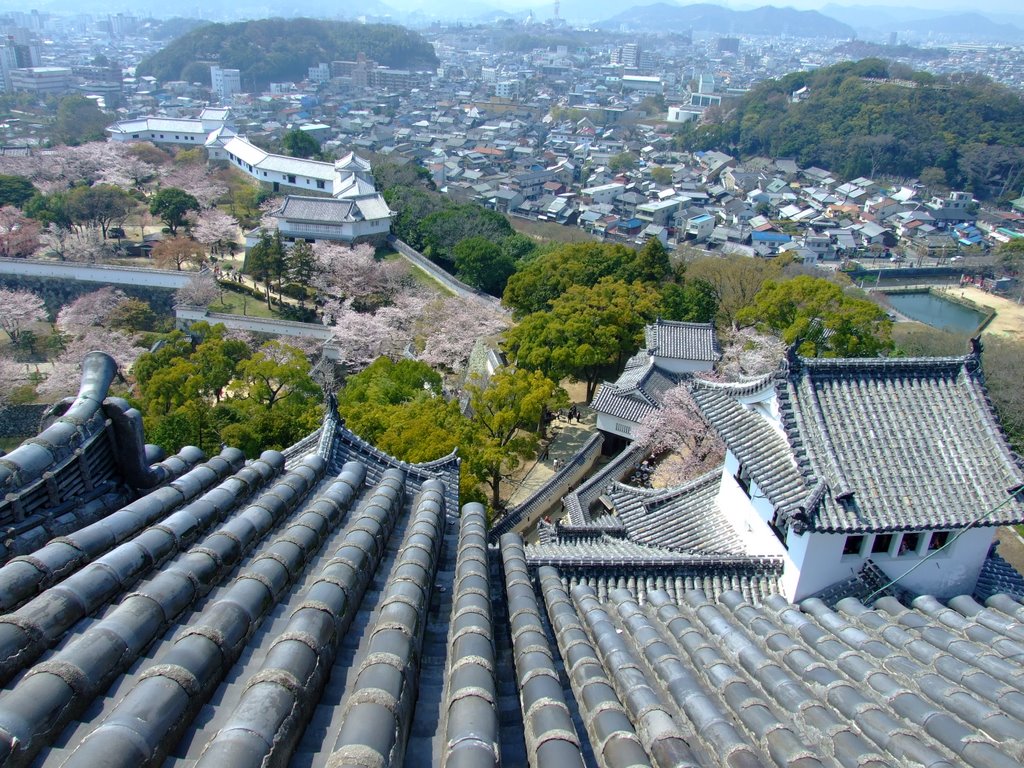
530;556;1024;768
645;318;722;362
590;362;680;424
779;352;1024;533
692;384;809;515
8;354;1024;767
608;469;746;554
276;195;358;223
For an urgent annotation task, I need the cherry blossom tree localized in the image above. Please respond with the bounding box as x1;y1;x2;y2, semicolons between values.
326;292;430;368
718;327;786;380
175;272;220;307
38;327;145;400
192;208;239;255
0;206;40;258
160;164;228;208
417;296;509;372
61;228;110;263
632;383;725;487
313;242;409;310
0;355;28;412
153;236;205;271
0;288;46;345
56;287;126;335
258;197;284;229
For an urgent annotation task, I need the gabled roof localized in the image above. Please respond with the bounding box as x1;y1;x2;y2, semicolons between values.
591;361;680;423
608;469;746;555
275;194;391;224
695;347;1024;535
777;349;1024;534
645;318;722;362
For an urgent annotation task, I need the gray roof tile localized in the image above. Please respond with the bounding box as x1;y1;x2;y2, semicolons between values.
645;319;722;362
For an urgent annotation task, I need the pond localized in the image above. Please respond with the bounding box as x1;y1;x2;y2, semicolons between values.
885;290;988;334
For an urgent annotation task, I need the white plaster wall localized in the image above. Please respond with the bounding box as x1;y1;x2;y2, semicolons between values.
651;357;714;375
596;413;636;440
787;525;995;601
716;456;787;558
0;258;191;289
871;526;994;599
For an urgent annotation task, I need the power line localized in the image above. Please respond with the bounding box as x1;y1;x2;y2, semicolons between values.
863;483;1024;604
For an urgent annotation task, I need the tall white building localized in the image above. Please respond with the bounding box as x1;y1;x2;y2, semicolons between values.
210;65;241;102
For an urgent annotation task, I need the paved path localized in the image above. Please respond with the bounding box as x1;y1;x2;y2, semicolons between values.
937;285;1024;340
503;408;597;508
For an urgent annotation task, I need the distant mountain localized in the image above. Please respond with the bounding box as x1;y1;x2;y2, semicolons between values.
907;13;1024;41
820;5;1024;42
597;3;855;38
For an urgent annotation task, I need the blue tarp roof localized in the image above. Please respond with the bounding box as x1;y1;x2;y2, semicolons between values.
751;231;792;243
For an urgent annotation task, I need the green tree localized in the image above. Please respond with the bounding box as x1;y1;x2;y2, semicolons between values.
454;236;516;296
418;204;514;268
658;279;719;322
736;275;893;357
149;187;200;235
24;191;73;230
287;239;318;302
53;95;110;145
461;368;566;508
107;298;157;333
0;175;36;208
67;184;134;239
246;229;288;306
650;166;673;185
281;129;320;159
502;241;639;317
626;237;672;283
232;340;320;410
504;277;661;400
996;238;1024;276
609;152;637;173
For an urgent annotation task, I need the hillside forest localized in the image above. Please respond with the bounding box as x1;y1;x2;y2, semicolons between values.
136;18;440;90
675;59;1024;200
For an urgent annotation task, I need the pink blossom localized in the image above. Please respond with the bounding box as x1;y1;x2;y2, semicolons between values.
632;382;725;486
175;272;220;308
0;288;46;344
56;287;127;334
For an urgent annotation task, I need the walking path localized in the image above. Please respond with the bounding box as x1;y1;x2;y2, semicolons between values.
503;408;597;507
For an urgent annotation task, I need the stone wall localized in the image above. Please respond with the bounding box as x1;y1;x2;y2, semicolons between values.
0;404;47;439
0;275;177;317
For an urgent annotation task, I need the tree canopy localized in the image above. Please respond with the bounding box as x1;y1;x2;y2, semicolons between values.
136;18;439;90
52;95;111;146
0;175;35;209
149;187;200;235
504;277;661;400
282;129;320;160
736;275;893;357
461;368;566;509
133;324;322;456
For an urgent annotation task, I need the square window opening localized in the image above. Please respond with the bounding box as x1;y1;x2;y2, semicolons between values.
872;534;893;555
843;535;865;556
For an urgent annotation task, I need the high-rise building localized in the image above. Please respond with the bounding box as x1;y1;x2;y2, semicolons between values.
210;65;241;101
